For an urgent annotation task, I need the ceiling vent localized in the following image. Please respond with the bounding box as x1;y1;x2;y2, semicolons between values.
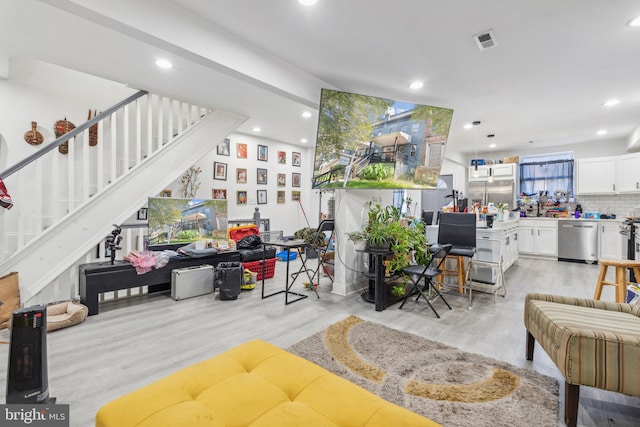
473;29;497;51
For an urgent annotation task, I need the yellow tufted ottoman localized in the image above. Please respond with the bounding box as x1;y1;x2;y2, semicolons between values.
96;339;440;427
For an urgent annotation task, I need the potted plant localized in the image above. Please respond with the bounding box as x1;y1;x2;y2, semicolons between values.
347;202;429;274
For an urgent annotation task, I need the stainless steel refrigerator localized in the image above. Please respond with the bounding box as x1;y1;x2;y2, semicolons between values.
467;179;516;208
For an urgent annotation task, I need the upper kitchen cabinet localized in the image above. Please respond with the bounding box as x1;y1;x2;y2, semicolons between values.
617;153;640;193
575;157;616;194
576;154;640;195
492;163;516;179
468;163;516;182
469;165;490;182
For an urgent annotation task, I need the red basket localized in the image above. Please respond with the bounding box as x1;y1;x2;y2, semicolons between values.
242;258;276;280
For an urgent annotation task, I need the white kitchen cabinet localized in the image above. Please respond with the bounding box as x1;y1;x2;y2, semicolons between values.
492;163;516;179
599;221;624;259
468;165;490;181
518;219;558;257
617;153;640;193
575;157;617;194
468;163;516;182
473;220;519;283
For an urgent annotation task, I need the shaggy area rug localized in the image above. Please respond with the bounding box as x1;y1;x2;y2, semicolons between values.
288;315;558;427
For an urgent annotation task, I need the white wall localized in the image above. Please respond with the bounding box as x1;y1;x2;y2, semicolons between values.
163;132;317;237
440;158;467;195
0;56;136;171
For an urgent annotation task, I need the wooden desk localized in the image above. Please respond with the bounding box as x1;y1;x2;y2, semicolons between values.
79;251;241;315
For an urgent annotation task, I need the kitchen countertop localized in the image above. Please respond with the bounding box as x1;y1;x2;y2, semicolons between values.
519;217;621;222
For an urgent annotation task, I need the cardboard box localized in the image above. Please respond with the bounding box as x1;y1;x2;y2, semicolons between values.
503;156;519;164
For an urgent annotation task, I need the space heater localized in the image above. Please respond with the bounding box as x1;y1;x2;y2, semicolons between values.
5;305;55;404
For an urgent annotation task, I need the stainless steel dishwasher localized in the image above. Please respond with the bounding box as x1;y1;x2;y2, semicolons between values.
557;220;599;263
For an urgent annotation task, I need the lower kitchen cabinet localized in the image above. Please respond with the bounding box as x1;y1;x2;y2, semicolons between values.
599;221;624;259
518;219;558;257
473;221;519;283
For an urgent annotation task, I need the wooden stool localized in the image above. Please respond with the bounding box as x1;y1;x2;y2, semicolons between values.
594;259;640;303
437;255;467;293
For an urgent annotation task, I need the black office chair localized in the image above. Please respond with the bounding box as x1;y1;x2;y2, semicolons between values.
399;244;453;318
437;213;477;294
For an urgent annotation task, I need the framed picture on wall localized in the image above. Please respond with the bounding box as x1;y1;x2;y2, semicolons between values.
212;189;227;200
277;190;285;204
278;150;286;164
217;138;230;156
137;208;148;221
291;191;301;201
237;191;248;205
214;161;227;180
277;173;286;186
237;143;248;159
257;189;267;205
160;189;172;198
292;151;301;167
236;168;247;183
257;168;267;184
292;172;301;187
258;144;268;161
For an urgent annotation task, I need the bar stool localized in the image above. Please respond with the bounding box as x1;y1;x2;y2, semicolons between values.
594;258;640;303
436;213;476;293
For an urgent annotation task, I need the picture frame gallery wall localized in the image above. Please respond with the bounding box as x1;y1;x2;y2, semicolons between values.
165;132;317;235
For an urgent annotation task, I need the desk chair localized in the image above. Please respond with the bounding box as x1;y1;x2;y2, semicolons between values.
437;213;476;293
399;244;452;318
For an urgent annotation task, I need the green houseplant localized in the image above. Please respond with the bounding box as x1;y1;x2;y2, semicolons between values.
347;202;429;274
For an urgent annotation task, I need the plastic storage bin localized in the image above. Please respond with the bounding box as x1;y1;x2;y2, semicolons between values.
275;251;297;262
243;258;276;280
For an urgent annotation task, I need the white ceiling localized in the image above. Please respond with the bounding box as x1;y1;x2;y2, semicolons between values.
3;0;640;158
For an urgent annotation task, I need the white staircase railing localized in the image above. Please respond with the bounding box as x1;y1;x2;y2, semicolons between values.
0;91;247;302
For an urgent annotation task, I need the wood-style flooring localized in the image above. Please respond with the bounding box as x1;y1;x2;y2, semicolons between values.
0;257;639;426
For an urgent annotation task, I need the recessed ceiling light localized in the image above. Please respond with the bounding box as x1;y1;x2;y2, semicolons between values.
463;123;473;129
409;81;424;90
301;138;308;143
596;129;608;136
302;111;312;118
603;98;620;107
489;143;497;148
298;0;317;5
627;16;640;27
155;59;173;69
252;127;261;133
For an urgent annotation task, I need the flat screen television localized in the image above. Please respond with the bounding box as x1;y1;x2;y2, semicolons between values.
147;197;228;246
312;88;453;189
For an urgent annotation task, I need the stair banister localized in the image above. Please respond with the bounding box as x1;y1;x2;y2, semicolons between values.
0;90;148;179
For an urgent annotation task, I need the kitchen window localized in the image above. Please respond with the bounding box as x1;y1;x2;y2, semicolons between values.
519;153;574;198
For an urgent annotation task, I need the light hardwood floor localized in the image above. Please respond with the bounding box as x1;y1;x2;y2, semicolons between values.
0;257;639;426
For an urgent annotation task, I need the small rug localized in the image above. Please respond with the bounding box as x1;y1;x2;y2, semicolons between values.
288;315;558;427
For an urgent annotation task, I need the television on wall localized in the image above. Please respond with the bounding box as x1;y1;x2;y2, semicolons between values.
312;88;453;189
147;197;228;246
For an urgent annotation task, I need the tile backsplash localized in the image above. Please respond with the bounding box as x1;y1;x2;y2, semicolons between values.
575;194;640;217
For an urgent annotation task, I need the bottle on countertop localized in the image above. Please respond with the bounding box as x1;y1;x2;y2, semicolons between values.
574;204;582;218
